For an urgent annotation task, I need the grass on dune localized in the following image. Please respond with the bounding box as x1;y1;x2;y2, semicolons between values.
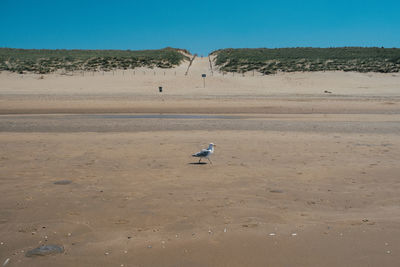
0;47;190;74
211;47;400;74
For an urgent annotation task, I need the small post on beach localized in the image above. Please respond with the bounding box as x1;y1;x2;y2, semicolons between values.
202;73;206;88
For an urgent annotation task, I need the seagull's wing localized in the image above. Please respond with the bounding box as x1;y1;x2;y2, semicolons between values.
192;149;210;157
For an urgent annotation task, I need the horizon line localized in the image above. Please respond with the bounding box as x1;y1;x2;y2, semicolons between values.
1;46;400;56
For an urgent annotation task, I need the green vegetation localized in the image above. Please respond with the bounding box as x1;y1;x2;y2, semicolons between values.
0;47;190;74
211;47;400;74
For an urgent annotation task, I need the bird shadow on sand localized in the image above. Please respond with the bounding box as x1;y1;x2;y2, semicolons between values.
188;162;208;165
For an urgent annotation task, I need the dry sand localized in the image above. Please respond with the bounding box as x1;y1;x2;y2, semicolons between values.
1;58;400;266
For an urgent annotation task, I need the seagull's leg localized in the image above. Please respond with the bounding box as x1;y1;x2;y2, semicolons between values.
207;158;213;165
198;158;201;163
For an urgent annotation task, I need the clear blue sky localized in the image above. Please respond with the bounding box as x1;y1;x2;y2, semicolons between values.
1;0;399;55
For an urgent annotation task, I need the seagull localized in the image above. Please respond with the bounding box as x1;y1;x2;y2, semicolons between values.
192;143;216;164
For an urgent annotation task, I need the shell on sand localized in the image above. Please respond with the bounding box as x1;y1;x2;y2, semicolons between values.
25;245;64;257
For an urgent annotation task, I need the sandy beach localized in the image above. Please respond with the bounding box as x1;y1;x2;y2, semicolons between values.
1;58;400;266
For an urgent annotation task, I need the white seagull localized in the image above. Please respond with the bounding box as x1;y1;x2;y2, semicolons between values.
192;143;216;164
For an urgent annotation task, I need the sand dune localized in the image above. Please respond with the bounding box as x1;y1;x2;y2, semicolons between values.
1;57;399;115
